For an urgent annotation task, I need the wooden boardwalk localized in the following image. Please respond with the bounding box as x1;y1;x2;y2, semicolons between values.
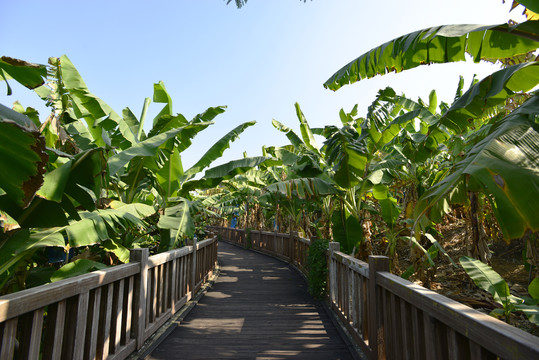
147;241;356;359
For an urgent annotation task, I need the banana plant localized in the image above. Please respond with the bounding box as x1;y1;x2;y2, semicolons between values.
323;9;539;255
415;93;539;240
0;104;48;210
265;104;342;237
460;256;539;325
0;56;47;95
324;21;539;91
0;54;261;292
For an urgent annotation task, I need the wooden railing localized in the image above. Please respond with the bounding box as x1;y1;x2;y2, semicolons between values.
210;226;539;360
0;237;218;360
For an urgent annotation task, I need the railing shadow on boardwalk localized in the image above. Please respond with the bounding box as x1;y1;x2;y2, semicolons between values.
209;226;539;360
148;241;356;359
1;225;538;360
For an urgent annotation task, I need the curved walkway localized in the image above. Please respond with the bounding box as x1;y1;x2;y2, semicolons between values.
147;241;355;359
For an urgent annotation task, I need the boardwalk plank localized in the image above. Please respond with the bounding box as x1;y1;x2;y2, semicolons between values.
147;241;355;360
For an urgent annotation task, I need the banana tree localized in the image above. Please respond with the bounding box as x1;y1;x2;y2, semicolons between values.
323;10;539;260
324;21;539;91
0;54;262;292
265;103;341;237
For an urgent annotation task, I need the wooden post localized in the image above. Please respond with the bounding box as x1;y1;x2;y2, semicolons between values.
368;255;389;360
328;242;340;305
290;231;298;264
188;238;197;296
170;255;178;315
130;248;149;350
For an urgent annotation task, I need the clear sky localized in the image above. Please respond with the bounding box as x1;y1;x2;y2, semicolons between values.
0;0;526;170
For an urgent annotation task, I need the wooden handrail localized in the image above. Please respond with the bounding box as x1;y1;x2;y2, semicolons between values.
211;226;539;360
0;236;218;360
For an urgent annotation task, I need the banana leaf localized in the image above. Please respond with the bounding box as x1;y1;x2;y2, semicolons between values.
0;104;48;207
459;256;511;305
416;95;539;240
272;119;304;150
519;0;539;13
37;148;105;210
26;201;155;248
324;21;539;91
183;121;256;179
331;206;363;254
180;156;275;195
50;259;108;282
439;62;539;133
324;125;367;188
295;102;320;153
0;56;47;95
264;178;338;200
157;197;194;251
0;228;65;281
108;125;200;175
152;81;173;126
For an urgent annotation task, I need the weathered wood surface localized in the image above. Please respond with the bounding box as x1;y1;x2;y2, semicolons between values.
148;241;355;360
210;226;539;360
0;237;218;360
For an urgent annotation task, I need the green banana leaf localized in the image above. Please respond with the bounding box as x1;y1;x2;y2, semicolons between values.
529;277;539;300
338;105;359;126
460;255;511;305
37;148;105;211
156;147;184;199
108;125;200;175
101;239;131;263
181;156;277;195
148;106;224;152
440;62;539;133
58;55;148;150
149;107;227;199
50;259;108;282
0;104;48;207
416;95;539;240
272;119;305;150
0;228;65;281
331;206;363;254
0;196;69;228
26;201;155;248
183;121;256;179
264;146;301;166
264;177;338;200
324;126;368;188
157;197;194;250
176;106;226;152
519;0;539;13
294;102;320;154
120;107;142;147
324;21;539;91
0;56;47;95
379;197;400;230
152;81;173;126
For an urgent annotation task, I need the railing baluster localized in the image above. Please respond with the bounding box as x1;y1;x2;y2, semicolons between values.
130;248;149;350
122;277;133;346
43;300;66;360
96;284;113;360
111;280;125;354
85;288;101;360
0;318;17;360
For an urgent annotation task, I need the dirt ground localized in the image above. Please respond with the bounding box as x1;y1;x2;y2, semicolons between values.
391;219;539;337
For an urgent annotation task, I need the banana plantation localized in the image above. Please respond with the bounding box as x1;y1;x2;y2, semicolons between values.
1;0;539;352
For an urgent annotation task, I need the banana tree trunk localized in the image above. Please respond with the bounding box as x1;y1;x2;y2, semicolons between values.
467;192;490;263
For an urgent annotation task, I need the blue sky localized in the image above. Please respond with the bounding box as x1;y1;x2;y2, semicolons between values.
1;0;526;169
